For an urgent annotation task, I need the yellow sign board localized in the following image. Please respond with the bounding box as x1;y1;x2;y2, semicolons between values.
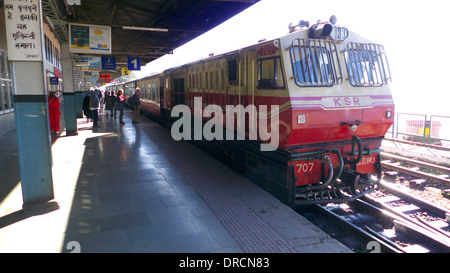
122;67;130;76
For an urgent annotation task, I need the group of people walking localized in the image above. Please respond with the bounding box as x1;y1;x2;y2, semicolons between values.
82;87;141;128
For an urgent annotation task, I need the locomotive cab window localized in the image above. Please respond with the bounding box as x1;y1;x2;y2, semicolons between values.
257;57;285;89
289;39;342;87
345;42;391;87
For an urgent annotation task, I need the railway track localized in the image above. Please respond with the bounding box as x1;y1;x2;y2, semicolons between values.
309;187;450;253
380;152;450;186
298;152;450;253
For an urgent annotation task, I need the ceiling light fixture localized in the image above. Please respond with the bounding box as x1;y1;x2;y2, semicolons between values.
122;26;169;32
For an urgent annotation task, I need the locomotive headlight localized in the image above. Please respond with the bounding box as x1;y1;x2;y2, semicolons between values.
297;114;306;124
386;110;393;119
328;26;349;42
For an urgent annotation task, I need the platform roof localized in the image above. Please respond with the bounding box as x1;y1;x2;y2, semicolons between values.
3;0;259;79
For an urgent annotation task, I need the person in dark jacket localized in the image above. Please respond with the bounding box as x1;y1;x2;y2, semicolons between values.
117;89;127;125
130;87;141;124
105;91;113;118
82;92;92;122
90;89;101;127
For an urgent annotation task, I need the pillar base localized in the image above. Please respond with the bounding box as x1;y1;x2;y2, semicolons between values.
22;200;60;215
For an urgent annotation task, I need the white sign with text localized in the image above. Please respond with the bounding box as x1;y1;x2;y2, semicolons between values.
4;0;43;61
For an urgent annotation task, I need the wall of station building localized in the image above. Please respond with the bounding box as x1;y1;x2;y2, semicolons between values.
0;6;63;136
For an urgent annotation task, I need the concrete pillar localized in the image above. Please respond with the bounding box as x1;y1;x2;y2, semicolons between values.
12;62;55;208
75;91;83;118
61;41;78;136
6;0;55;210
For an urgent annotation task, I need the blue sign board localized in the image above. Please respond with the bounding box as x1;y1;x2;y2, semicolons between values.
49;77;59;85
127;57;141;71
101;56;116;70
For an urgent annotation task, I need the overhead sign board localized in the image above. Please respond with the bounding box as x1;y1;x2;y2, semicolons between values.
122;67;130;76
127;57;141;71
101;56;116;70
69;23;111;55
75;56;101;70
4;0;43;61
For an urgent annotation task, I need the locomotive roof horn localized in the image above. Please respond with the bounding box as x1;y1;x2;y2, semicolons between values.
308;23;333;39
307;15;338;38
288;20;309;33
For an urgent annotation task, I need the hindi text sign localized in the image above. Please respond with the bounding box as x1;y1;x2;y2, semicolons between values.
4;0;43;61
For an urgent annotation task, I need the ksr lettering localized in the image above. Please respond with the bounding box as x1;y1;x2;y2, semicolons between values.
333;97;360;107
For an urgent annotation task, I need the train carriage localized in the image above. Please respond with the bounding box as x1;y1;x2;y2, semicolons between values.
111;16;394;207
136;74;163;117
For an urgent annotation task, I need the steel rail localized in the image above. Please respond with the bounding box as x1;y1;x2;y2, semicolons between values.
363;190;450;243
381;159;450;186
381;152;450;174
313;204;402;253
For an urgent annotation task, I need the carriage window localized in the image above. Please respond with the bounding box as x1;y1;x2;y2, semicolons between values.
290;38;342;87
228;59;238;83
345;42;391;87
257;57;285;89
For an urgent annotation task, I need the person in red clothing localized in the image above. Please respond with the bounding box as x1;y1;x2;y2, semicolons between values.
48;91;61;135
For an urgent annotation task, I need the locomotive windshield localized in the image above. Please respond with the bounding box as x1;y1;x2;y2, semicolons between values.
289;38;342;87
345;42;391;87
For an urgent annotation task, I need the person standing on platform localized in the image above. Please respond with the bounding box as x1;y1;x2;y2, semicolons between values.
90;89;101;127
105;91;113;118
48;90;61;136
117;89;127;125
111;91;118;119
130;87;141;124
83;91;93;122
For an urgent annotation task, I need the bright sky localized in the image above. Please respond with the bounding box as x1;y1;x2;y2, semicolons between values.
135;0;450;116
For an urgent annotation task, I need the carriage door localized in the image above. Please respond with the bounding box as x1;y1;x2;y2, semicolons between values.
174;78;185;106
159;76;166;116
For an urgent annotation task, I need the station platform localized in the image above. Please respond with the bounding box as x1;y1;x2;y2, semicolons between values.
0;108;351;253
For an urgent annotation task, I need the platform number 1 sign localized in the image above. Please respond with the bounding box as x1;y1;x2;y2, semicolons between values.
127;57;141;71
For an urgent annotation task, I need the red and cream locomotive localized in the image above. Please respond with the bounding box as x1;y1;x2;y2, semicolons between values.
107;16;394;206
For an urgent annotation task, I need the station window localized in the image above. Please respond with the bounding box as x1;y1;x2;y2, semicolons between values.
0;50;14;115
345;42;391;87
257;57;285;89
289;38;342;87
